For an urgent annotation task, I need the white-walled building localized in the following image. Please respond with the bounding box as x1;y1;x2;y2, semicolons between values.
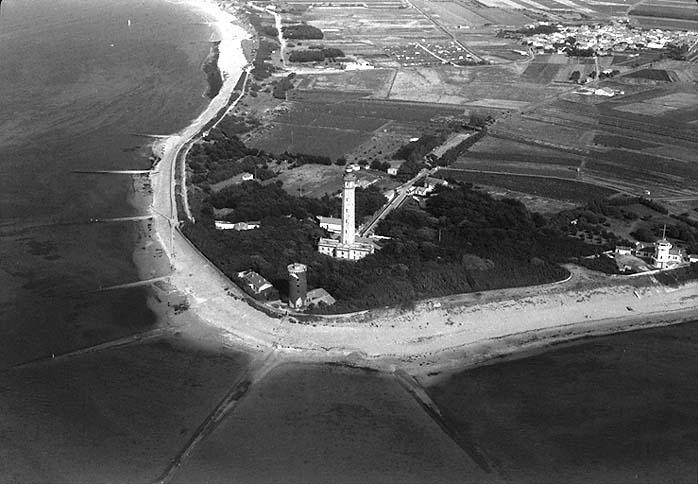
651;238;684;269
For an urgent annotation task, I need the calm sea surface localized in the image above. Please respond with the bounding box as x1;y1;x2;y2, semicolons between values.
0;0;214;364
0;1;695;482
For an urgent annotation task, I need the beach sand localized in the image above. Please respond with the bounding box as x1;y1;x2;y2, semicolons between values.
142;0;698;377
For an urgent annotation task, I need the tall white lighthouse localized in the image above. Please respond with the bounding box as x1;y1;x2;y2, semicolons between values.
341;170;356;246
317;166;375;261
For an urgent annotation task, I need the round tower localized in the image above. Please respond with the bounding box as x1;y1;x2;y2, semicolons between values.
287;263;308;309
341;169;357;246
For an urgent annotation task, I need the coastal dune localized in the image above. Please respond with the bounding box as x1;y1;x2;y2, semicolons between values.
145;0;698;374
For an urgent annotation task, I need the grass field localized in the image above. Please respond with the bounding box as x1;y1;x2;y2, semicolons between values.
624;69;676;82
246;95;467;159
248;124;370;159
438;169;617;202
438;168;616;203
521;62;563;84
592;134;660;150
294;69;395;98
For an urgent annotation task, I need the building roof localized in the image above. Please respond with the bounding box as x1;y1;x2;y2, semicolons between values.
307;288;336;306
317;216;342;226
237;270;273;293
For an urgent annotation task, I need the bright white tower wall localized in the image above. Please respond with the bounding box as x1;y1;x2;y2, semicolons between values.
341;170;356;246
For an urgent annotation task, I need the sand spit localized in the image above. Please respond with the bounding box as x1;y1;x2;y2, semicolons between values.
143;1;698;374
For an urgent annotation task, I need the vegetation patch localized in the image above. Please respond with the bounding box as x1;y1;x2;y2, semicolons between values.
184;178;615;312
624;69;674;82
289;48;345;63
282;24;324;40
593;134;660;150
439;171;617;203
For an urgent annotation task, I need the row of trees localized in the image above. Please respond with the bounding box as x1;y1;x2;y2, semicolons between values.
288;48;345;63
272;73;295;99
282;24;324;39
206;180;387;223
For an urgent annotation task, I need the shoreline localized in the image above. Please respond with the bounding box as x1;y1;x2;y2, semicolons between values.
142;0;698;376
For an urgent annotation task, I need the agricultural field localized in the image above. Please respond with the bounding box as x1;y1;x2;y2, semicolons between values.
274;164;399;198
629;0;698;23
245;93;468;159
293;69;396;98
387;64;569;107
246;123;371;159
623;69;677;82
438;169;618;202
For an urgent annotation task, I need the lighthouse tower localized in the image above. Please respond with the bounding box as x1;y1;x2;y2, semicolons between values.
341;169;356;246
316;166;375;261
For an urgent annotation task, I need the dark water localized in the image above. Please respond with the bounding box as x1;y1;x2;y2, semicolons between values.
427;322;698;483
0;0;214;365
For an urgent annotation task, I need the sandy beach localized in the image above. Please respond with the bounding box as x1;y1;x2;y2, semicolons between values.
143;0;698;375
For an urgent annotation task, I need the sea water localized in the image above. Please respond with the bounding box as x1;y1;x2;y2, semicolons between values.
0;0;215;365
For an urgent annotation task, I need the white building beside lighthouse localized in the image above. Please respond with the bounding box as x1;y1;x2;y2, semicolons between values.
317;168;375;261
651;227;684;269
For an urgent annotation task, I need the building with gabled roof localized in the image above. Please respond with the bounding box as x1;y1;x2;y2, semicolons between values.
237;270;276;300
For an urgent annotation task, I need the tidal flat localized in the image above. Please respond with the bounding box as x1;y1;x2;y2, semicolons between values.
426;321;698;483
0;333;252;484
170;362;502;484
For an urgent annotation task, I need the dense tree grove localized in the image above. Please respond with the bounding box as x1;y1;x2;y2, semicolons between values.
436;128;487;166
272;73;295;99
206;181;387;223
282;24;324;40
183;180;613;312
187;130;276;184
393;134;444;163
288;48;345;63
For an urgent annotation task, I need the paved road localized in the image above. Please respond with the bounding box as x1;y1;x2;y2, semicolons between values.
360;168;432;236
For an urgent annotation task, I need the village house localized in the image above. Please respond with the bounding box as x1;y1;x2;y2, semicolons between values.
317;216;342;234
214;220;260;231
237;270;277;300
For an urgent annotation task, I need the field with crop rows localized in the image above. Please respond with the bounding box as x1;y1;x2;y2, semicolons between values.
439;170;617;202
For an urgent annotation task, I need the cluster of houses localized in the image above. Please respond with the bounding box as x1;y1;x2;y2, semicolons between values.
521;21;697;56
